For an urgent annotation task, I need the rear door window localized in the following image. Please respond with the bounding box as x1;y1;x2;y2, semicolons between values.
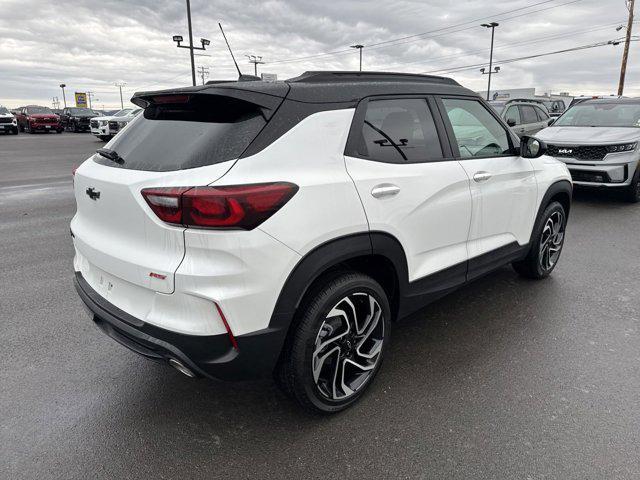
519;105;539;124
535;106;549;121
350;98;443;163
96;95;267;172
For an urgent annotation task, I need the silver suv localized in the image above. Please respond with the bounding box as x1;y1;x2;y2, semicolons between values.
489;99;552;137
537;98;640;202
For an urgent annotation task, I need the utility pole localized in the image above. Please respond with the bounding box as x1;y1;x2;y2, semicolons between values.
618;0;635;95
172;0;210;86
246;55;264;76
114;81;126;109
86;91;96;109
481;22;500;100
197;66;209;85
59;84;67;108
350;44;364;71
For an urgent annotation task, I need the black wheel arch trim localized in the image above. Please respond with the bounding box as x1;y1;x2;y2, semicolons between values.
537;179;573;220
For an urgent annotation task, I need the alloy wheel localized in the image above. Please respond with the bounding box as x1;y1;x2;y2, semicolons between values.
539;210;565;271
312;292;385;401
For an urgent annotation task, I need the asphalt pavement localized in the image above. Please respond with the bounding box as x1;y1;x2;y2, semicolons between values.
1;132;639;479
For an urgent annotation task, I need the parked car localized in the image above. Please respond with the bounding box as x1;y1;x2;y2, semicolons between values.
15;105;62;133
107;108;142;136
0;106;19;135
72;71;572;413
489;98;552;137
59;107;98;132
568;95;625;108
541;99;567;117
90;108;142;140
537;98;640;202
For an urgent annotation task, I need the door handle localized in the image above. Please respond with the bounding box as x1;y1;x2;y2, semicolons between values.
371;184;400;198
473;171;492;183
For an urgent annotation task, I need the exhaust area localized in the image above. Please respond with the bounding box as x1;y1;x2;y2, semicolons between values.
168;358;196;378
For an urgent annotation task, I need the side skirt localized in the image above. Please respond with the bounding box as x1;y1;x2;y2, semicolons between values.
398;241;529;320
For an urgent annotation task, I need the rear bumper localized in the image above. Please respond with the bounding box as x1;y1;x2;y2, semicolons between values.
74;272;286;381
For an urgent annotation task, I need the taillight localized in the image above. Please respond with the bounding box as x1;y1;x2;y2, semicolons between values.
141;182;298;230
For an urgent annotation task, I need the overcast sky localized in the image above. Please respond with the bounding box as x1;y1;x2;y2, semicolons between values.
0;0;637;109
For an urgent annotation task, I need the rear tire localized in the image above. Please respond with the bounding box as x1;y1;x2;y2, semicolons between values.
512;201;567;279
275;272;390;414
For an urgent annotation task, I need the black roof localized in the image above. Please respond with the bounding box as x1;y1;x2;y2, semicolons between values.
132;70;474;106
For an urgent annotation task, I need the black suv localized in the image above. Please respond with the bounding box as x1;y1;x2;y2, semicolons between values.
60;107;98;132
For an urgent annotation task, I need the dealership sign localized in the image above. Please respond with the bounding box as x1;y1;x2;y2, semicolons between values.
75;92;88;108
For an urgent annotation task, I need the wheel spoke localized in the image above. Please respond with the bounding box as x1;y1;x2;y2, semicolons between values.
312;290;385;401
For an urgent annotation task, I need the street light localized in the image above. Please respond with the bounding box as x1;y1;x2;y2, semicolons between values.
246;54;265;76
59;84;67;108
172;0;211;86
350;44;364;71
481;22;499;101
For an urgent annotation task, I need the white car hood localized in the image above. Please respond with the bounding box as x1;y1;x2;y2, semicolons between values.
537;126;640;144
0;113;14;119
93;115;119;122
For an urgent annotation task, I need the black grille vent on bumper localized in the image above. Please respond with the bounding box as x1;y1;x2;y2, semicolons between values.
0;117;13;124
570;170;611;183
548;144;609;161
90;120;99;128
108;121;119;132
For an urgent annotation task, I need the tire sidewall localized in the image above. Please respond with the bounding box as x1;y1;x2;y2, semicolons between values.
530;201;567;278
292;275;391;413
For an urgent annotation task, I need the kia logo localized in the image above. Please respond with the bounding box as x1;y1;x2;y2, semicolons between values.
558;148;573;154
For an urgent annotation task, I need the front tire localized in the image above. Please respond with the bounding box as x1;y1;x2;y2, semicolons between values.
623;167;640;203
276;272;390;413
513;201;566;279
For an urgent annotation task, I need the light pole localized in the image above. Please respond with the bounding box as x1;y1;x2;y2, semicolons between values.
172;0;210;86
351;44;364;71
114;81;126;109
246;55;264;76
59;84;67;108
481;22;499;100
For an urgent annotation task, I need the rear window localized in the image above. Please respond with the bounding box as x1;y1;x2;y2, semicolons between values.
95;95;266;171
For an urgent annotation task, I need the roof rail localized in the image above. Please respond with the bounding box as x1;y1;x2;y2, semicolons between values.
501;98;546;105
286;71;459;86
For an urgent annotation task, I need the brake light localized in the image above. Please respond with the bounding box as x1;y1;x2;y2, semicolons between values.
141;183;298;230
153;94;190;104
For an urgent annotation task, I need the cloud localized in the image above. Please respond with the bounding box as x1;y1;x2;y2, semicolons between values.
0;0;636;108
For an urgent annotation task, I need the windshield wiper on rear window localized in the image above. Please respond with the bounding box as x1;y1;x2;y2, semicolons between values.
96;148;125;164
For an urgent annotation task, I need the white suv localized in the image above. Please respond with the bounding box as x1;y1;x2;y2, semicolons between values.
90;108;142;141
72;71;572;413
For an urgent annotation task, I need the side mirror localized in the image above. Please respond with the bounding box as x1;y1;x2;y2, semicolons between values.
547;118;556;126
520;136;548;158
507;118;517;127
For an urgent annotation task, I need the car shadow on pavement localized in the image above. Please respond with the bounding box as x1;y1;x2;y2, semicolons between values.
62;263;572;475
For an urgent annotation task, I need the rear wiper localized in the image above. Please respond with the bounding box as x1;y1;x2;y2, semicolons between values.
96;148;125;164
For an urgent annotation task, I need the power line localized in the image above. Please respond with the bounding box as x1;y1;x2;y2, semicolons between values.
265;0;585;65
420;39;627;75
369;20;634;71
